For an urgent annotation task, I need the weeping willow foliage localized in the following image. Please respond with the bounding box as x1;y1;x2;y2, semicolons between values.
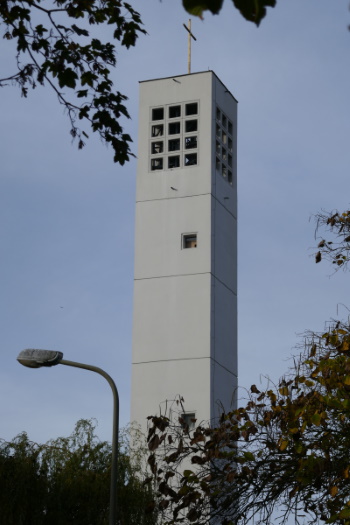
0;419;156;525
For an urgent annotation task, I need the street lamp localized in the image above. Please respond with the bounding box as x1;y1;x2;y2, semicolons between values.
17;348;119;525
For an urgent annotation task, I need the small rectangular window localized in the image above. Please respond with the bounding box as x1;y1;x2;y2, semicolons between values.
222;148;227;162
151;141;163;154
185;120;197;133
216;157;221;171
216;123;221;138
222;114;227;128
228;120;233;135
228;137;233;153
169;105;181;118
222;130;227;144
185;136;197;149
168;138;180;151
152;124;163;137
180;412;196;430
222;165;227;178
228;170;233;185
184;153;197;166
185;102;198;116
169;122;181;135
168;155;180;169
216;107;221;121
228;154;232;168
216;141;221;155
182;234;197;249
151;158;163;171
152;107;164;121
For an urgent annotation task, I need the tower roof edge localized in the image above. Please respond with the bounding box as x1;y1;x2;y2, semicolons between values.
139;71;238;103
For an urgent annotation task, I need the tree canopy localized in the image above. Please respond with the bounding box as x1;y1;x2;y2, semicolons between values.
0;418;156;524
145;210;350;524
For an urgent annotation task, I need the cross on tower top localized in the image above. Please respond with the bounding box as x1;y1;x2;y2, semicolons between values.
183;19;197;74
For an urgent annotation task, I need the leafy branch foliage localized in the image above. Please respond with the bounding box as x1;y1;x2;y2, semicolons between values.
315;209;350;268
182;0;276;26
146;320;350;524
0;419;156;524
0;0;145;164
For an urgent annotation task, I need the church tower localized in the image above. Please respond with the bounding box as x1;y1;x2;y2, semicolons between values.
131;71;237;432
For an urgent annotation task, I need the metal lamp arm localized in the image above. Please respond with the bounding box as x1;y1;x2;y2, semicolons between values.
60;359;119;525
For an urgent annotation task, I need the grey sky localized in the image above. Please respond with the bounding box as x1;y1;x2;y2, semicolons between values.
1;0;350;445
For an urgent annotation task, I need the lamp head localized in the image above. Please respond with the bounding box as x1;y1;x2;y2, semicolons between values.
17;349;63;368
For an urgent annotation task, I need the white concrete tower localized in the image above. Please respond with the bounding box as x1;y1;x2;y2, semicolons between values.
131;71;237;433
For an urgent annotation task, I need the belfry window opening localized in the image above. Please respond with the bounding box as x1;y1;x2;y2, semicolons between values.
149;101;199;171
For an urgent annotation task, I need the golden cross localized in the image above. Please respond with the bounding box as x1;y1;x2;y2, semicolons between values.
183;19;197;74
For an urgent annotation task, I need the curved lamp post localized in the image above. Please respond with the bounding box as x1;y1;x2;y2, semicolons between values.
17;349;119;525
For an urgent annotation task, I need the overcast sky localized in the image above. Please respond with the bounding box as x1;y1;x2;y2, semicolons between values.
1;0;350;446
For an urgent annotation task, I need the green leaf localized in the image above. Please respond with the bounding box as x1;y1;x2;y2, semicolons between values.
77;89;88;98
183;0;224;17
311;413;321;426
81;71;97;87
232;0;276;25
339;508;350;519
58;68;77;89
34;24;47;36
71;24;89;37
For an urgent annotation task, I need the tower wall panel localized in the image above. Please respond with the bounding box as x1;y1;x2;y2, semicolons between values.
132;274;211;363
